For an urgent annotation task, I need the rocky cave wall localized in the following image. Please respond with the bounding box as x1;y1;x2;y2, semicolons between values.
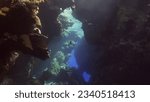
73;0;150;84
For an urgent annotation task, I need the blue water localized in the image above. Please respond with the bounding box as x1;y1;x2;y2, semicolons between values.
67;50;79;69
67;49;91;83
82;72;91;82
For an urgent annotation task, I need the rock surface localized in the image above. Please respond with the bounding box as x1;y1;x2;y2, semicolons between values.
74;0;150;84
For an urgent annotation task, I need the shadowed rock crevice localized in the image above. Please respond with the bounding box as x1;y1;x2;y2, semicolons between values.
73;0;150;84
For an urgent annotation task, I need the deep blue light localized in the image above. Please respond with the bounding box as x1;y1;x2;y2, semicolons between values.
67;50;79;69
82;72;91;82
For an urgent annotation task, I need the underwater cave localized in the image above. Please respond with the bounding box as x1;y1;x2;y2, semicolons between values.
1;0;150;85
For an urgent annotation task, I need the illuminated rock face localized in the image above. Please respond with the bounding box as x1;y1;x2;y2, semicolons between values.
73;0;150;84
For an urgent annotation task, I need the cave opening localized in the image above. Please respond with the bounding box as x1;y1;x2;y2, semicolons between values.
37;8;92;84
